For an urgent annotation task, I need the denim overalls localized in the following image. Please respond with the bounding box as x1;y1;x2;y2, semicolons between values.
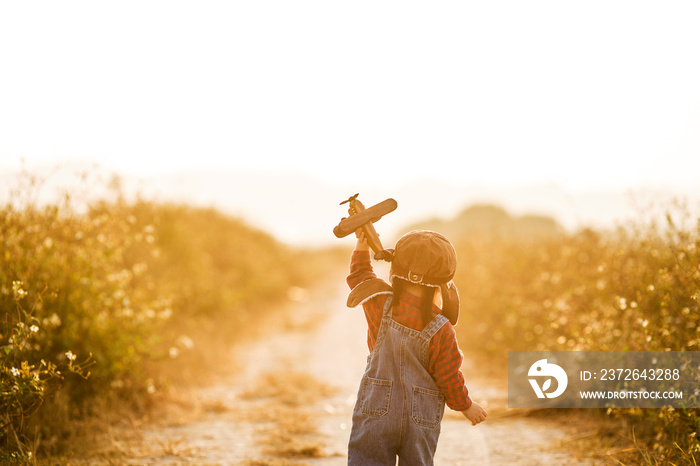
348;297;449;465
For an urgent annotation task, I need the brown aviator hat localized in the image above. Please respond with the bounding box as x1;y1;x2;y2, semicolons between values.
389;230;460;325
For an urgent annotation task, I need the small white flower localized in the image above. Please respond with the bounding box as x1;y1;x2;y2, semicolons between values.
65;351;77;361
10;367;20;377
30;325;39;333
12;281;27;299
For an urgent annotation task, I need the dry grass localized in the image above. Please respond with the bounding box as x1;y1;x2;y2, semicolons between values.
241;460;312;466
516;409;656;465
240;371;337;406
240;370;340;461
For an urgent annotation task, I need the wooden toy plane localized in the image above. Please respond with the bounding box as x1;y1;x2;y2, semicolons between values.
333;193;397;261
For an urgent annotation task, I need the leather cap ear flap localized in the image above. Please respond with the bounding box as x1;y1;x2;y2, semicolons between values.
347;278;393;308
440;282;460;325
373;248;394;262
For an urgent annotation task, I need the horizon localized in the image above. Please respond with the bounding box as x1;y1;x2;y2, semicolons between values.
2;162;697;248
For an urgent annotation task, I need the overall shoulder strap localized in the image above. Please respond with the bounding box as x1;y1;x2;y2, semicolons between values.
421;314;449;340
382;296;394;318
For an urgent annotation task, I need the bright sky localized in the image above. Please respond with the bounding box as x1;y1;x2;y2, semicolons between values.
1;1;699;192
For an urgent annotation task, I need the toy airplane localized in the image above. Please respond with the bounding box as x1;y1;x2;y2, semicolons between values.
334;193;397;261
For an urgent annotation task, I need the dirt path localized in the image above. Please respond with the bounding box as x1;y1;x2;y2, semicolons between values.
114;278;601;465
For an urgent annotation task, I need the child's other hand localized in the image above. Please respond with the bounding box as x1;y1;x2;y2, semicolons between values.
461;401;487;426
354;228;370;251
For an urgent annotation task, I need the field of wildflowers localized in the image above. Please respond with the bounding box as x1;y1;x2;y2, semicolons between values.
447;203;700;464
0;175;334;460
4;171;699;464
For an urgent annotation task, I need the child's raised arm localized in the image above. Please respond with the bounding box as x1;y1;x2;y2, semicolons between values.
354;228;370;252
347;229;376;291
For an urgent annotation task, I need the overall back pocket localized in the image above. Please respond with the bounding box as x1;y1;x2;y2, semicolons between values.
412;386;445;428
359;376;392;417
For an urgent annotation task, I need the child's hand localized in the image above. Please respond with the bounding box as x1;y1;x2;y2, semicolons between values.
354;228;370;251
461;401;487;426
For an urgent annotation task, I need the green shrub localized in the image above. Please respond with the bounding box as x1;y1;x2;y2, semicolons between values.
1;181;315;456
451;202;700;463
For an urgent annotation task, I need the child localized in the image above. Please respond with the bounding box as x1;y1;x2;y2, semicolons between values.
346;229;486;465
